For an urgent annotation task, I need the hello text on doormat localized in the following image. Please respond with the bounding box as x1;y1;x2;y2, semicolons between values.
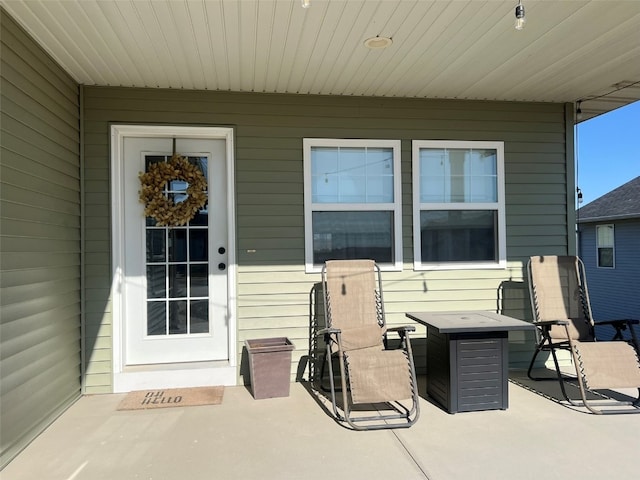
117;386;224;411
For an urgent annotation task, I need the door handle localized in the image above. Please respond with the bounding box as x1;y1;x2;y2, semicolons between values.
218;263;226;271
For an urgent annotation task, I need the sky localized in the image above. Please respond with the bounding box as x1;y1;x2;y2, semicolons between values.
575;100;640;207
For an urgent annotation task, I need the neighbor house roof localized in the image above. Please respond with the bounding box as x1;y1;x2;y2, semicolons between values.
577;176;640;223
2;0;640;122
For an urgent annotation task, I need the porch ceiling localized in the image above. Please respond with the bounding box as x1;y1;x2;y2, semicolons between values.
3;0;640;122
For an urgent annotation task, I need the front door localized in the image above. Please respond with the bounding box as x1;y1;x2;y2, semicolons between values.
121;136;229;365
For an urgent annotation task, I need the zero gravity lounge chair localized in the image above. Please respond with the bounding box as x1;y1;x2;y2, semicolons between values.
318;260;420;429
527;255;640;413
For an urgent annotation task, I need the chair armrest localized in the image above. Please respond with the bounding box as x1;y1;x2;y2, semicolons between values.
595;319;639;327
387;325;416;333
316;327;341;337
533;320;570;327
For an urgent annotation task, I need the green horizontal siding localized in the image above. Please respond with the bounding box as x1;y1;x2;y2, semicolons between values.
81;84;570;389
0;9;80;468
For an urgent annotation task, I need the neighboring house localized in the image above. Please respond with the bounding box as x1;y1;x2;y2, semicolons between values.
2;1;640;468
577;177;640;329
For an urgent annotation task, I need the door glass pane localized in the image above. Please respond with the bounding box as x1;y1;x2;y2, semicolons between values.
146;230;166;262
169;265;187;297
190;230;208;262
190;202;209;226
147;301;166;335
147;266;166;298
190;264;208;297
169;300;187;334
190;300;209;333
169;229;187;262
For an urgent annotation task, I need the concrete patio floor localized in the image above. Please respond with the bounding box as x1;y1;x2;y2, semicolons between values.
3;373;639;480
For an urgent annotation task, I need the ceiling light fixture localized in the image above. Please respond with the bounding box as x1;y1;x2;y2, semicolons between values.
364;36;393;49
301;0;311;8
515;1;526;30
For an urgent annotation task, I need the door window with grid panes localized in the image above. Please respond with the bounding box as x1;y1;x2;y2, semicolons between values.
144;155;210;336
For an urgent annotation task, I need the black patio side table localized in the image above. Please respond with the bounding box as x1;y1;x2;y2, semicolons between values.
406;311;533;414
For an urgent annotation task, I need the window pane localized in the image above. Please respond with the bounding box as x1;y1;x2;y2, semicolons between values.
470;176;497;202
420;210;496;262
597;225;614;246
312;211;393;264
470;149;497;175
311;146;394;203
420;148;497;203
598;248;614;268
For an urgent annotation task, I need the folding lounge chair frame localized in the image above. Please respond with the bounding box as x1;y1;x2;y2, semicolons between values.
317;260;420;430
527;255;640;414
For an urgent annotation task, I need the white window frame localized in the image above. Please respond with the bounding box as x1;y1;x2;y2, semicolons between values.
412;140;506;270
303;138;403;273
596;224;615;268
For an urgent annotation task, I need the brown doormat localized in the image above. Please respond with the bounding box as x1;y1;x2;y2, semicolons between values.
117;386;224;411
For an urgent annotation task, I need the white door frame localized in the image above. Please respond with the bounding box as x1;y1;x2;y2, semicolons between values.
110;125;237;392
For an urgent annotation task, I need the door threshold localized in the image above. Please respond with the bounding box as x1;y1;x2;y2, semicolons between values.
114;361;236;393
123;360;231;373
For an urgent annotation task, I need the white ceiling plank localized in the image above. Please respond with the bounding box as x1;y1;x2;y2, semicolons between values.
496;4;640;101
373;1;468;98
76;1;147;87
322;0;406;96
303;0;367;95
202;0;231;90
146;0;198;89
360;1;446;97
100;0;173;88
220;0;242;91
277;1;333;94
183;1;218;90
237;0;259;92
261;0;295;93
166;0;209;91
250;0;278;93
353;0;434;97
2;0;638;120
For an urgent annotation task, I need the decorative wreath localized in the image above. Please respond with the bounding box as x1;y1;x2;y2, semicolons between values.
139;154;208;226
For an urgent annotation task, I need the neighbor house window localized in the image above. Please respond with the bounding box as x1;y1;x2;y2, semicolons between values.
412;140;506;270
596;224;615;268
303;139;402;272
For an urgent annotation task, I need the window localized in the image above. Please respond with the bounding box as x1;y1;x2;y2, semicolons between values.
303;139;402;272
412;140;506;270
596;224;615;268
